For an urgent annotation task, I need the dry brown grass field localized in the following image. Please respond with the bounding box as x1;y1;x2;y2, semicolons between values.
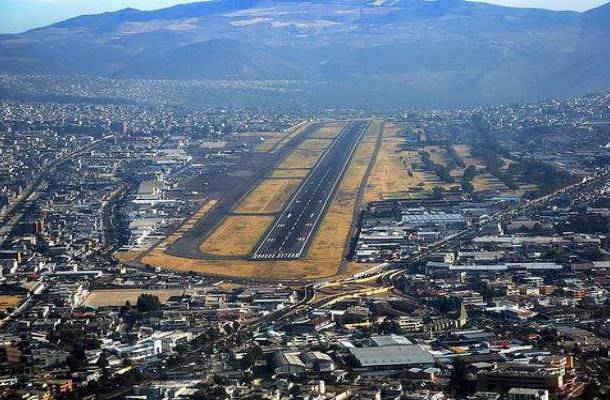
425;145;451;166
279;148;325;169
452;144;485;168
141;251;329;280
381;122;405;138
363;138;409;202
364;139;443;202
84;289;189;307
309;122;345;139
239;131;280;138
270;169;310;179
199;215;274;257
472;173;508;192
0;295;22;310
157;199;218;250
362;122;457;201
114;251;141;262
449;145;537;194
298;138;334;151
255;137;284;152
254;122;310;153
234;178;302;214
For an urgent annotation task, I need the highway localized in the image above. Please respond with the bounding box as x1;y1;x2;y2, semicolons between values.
251;120;368;260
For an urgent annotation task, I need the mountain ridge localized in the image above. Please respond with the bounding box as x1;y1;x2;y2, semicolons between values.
1;0;610;107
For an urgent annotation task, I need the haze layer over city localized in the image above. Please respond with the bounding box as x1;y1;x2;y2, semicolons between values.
0;1;609;400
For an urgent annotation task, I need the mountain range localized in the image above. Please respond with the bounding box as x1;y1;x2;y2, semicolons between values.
1;0;610;107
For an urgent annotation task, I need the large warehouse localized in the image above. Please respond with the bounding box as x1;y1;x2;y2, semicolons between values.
349;344;435;369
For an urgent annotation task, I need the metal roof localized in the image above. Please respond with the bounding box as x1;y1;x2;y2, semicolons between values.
350;344;434;367
371;334;413;347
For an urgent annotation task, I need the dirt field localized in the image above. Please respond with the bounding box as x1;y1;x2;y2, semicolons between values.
199;215;274;257
84;289;189;307
234;178;302;214
140;121;382;280
0;295;22;310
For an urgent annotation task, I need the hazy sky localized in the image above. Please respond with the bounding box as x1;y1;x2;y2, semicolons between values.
0;0;607;33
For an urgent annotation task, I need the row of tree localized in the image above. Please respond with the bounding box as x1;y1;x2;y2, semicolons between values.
419;151;454;184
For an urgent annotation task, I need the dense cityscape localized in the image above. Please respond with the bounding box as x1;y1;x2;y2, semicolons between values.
0;84;608;400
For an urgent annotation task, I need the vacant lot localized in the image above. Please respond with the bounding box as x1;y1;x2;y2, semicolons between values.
85;289;189;307
0;295;22;310
235;178;301;214
200;215;274;257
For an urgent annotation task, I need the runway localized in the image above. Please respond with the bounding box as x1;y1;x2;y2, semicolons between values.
251;121;368;260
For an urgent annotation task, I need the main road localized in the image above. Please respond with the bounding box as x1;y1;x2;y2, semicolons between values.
251;121;369;261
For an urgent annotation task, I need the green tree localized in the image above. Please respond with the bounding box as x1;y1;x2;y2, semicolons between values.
450;358;475;397
432;187;444;199
243;345;263;368
136;294;162;312
66;344;87;371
